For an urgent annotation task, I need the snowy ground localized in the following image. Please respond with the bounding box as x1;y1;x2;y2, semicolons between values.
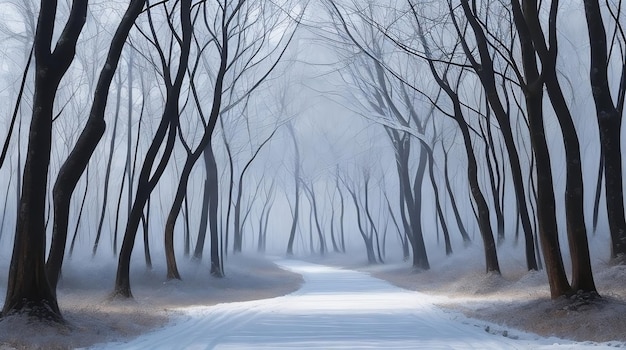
87;259;620;349
1;251;624;349
367;257;626;344
0;255;303;349
309;245;626;344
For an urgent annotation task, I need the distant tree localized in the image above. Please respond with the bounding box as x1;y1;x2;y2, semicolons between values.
440;137;471;245
232;128;279;253
92;66;124;257
286;122;302;256
326;185;341;253
302;180;327;256
257;179;276;253
326;3;433;268
341;173;377;264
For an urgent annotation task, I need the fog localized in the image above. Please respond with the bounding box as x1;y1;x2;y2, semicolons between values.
0;0;619;278
0;0;624;347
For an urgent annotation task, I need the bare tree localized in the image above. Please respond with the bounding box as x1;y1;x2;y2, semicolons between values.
514;0;596;294
302;180;327;256
286;122;301;256
2;0;88;320
114;0;193;298
583;0;626;262
45;0;146;292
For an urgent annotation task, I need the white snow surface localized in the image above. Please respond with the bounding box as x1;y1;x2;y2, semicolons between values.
88;259;618;349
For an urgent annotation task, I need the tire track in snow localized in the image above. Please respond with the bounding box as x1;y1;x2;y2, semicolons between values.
88;260;619;349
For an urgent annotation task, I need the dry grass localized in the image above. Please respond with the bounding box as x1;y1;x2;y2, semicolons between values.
0;255;303;350
365;259;626;343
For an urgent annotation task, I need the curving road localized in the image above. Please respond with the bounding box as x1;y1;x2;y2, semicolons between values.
90;260;615;349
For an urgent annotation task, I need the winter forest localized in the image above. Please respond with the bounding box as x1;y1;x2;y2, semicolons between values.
0;0;625;348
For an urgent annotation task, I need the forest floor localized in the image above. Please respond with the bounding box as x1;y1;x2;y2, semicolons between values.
0;255;303;350
1;248;624;348
309;250;626;344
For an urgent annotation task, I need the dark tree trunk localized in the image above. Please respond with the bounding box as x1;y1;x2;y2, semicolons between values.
206;146;221;276
141;201;152;270
232;129;277;253
393;133;429;269
257;184;274;253
329;208;340;253
112;168;126;256
384;192;409;260
193;178;210;261
193;143;218;266
413;10;499;272
423;141;452;255
363;176;384;263
286;123;300;255
183;193;191;257
345;184;376;264
114;0;192;298
592;157;603;234
233;188;244;253
408;147;430;269
68;166;89;257
442;143;471;244
221;117;234;258
479;113;505;245
2;0;88;320
520;0;597;292
46;0;146;291
0;46;33;170
164;14;231;277
261;200;272;253
208;166;222;275
0;170;12;240
458;0;537;271
583;0;626;262
336;177;346;253
303;182;327;256
93;69;124;257
511;0;572;298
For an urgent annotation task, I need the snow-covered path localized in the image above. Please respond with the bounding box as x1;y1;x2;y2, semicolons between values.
90;260;615;349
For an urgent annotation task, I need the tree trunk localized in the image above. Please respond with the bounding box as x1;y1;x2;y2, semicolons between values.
511;0;572;297
3;0;88;320
408;145;430;269
93;69;124;257
304;182;327;256
442;144;471;244
520;0;597;292
68;166;89;257
423;141;452;255
206;146;221;276
345;184;376;264
479;113;505;245
114;0;192;298
337;179;346;253
583;0;626;262
459;0;537;271
592;157;603;234
46;0;146;291
415;12;499;272
286;123;300;255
